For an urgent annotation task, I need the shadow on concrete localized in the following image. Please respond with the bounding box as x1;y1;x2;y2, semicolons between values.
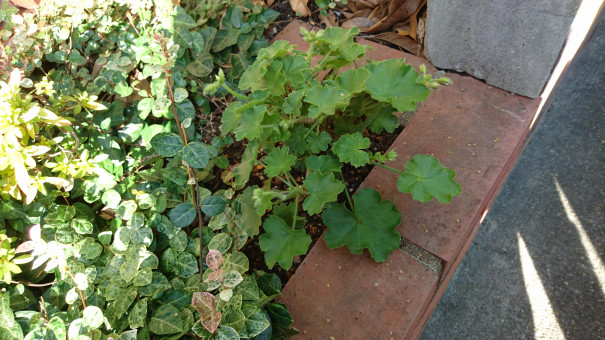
422;14;605;340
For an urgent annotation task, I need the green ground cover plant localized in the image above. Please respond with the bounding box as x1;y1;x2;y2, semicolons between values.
204;26;460;269
0;0;460;339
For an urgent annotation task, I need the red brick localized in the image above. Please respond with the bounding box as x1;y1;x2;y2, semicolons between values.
279;236;439;339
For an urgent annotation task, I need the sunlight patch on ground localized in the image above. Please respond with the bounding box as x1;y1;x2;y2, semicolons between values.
518;233;565;340
554;177;605;297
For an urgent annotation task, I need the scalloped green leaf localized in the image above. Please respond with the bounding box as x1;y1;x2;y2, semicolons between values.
305;155;342;174
305;131;331;153
322;188;401;262
150;132;184;157
335;67;370;94
264;146;296;178
303;84;351;118
364;59;431;112
234;105;266;141
314;26;367;65
332;132;370;167
259;216;311;270
396;154;461;203
302;172;344;215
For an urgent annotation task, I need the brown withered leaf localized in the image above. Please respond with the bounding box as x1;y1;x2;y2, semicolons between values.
342;17;375;32
407;0;426;40
349;8;373;20
289;0;311;17
372;32;421;55
319;10;339;28
367;0;424;33
340;10;355;19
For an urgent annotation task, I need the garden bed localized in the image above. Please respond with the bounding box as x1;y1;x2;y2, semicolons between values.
274;20;544;339
0;1;568;339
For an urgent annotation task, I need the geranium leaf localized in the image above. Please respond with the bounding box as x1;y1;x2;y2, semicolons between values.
305;155;342;174
396;154;461;203
314;26;367;64
335;67;370;94
332;132;370;167
364;59;431;112
305;131;331;153
258;216;311;270
263;146;296;178
303;84;351;118
150;132;184;157
234;105;266;141
302;172;344;215
323;188;401;262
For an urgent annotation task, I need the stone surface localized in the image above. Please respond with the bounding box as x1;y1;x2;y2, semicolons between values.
422;15;605;339
424;0;581;98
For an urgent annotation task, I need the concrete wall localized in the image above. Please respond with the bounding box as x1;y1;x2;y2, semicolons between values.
424;0;582;98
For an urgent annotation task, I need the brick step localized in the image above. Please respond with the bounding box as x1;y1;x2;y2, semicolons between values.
274;20;542;339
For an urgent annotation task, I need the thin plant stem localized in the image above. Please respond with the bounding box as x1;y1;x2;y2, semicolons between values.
291;193;300;230
338;171;355;213
371;162;405;175
221;82;248;101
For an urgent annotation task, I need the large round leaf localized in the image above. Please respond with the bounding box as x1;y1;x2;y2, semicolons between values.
396;154;461;203
322;188;401;262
